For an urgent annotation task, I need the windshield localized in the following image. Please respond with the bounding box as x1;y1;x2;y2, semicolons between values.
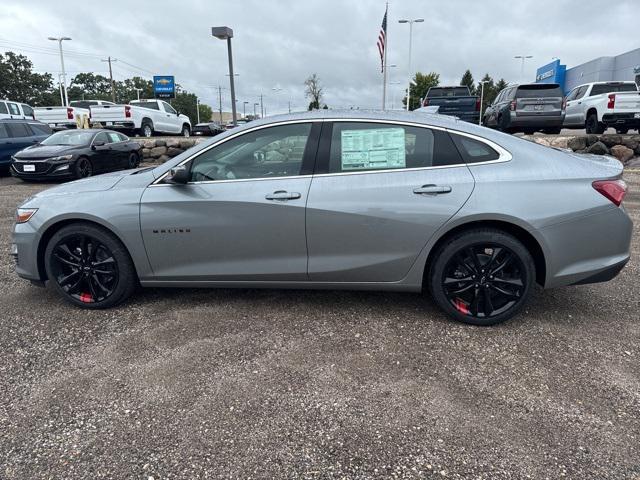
40;130;95;146
427;87;470;98
590;83;638;96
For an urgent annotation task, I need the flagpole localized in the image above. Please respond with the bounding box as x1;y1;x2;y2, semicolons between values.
382;2;389;110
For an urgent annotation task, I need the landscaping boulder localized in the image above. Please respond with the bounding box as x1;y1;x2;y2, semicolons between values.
154;140;167;147
142;148;152;159
585;141;609;155
166;138;181;148
621;136;639;151
150;146;167;158
585;134;599;146
157;154;170;164
626;158;640;168
610;145;635;163
167;147;183;157
179;139;196;150
142;139;156;149
549;137;568;149
533;138;551;147
567;136;587;151
600;135;622;148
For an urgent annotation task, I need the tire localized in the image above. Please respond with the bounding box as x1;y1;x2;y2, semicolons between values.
181;125;190;137
616;128;629;135
428;228;536;326
44;223;137;309
140;121;154;138
127;152;140;169
74;157;93;179
498;113;512;133
586;114;605;134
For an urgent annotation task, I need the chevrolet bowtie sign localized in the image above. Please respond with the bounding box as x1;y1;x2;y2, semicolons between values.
153;75;175;99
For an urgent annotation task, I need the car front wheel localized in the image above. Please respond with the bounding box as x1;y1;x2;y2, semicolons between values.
429;229;535;326
44;223;137;309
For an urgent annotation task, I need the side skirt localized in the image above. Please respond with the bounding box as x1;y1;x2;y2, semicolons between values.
139;279;422;292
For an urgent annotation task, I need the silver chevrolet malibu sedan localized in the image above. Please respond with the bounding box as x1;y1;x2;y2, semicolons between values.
12;110;632;325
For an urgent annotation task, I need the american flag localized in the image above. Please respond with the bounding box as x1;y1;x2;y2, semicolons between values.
377;7;387;73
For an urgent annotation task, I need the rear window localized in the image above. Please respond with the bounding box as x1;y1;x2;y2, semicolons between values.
590;83;638;96
132;101;160;110
7;122;31;138
516;84;562;98
451;133;500;163
427;87;470;98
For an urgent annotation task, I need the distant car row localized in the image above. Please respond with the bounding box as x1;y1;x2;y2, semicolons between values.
422;81;640;135
1;118;142;181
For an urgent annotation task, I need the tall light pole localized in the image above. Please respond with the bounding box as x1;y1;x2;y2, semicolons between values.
243;101;249;119
382;64;397;109
212;26;238;126
196;97;201;124
272;87;284;114
388;80;401;109
478;80;488;125
134;87;143;101
514;55;533;83
398;19;423;111
253;102;259;118
48;36;71;106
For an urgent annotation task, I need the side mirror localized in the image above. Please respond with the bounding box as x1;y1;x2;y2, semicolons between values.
165;164;190;184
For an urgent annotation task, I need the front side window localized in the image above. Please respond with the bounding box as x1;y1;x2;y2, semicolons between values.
451;133;500;163
93;132;110;145
163;102;177;115
189;123;312;182
565;88;579;102
575;85;589;99
327;122;462;174
21;104;34;117
107;132;122;143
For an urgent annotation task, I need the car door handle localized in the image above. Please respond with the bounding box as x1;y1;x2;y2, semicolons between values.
413;184;452;195
265;190;301;201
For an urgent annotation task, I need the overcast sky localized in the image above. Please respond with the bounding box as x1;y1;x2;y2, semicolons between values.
0;0;638;114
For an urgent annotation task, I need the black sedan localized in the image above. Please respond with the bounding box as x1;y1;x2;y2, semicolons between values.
191;122;225;136
11;129;142;181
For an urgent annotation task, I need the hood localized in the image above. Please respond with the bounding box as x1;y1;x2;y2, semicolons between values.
31;170;131;199
14;144;81;159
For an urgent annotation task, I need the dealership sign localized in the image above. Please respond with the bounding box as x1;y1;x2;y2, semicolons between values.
536;69;555;81
153;75;175;99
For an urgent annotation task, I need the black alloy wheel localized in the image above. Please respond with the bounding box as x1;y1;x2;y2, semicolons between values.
75;157;93;178
429;229;535;326
45;224;137;308
127;152;139;169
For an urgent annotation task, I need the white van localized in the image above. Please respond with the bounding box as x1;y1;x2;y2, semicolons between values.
0;100;34;120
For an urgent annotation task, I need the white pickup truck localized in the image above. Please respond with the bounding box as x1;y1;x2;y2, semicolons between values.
89;99;192;137
34;105;91;129
563;81;640;134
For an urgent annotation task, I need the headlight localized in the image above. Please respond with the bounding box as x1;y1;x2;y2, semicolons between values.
48;155;73;162
16;208;38;224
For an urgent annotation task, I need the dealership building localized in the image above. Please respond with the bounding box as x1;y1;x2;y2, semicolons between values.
535;47;640;94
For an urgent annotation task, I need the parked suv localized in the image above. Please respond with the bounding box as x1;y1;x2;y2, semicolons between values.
0;100;35;120
0;119;52;173
483;83;565;134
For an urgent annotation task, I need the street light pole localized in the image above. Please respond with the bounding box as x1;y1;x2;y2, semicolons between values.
135;87;143;100
514;55;533;83
478;80;488;125
398;19;423;111
212;27;238;126
48;36;71;106
253;102;258;118
243;101;249;119
196;97;201;124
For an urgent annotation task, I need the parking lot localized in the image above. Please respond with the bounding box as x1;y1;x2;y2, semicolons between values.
0;171;639;479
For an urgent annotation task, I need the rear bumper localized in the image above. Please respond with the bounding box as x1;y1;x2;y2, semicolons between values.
602;113;640;128
541;205;633;288
510;113;565;128
93;121;136;130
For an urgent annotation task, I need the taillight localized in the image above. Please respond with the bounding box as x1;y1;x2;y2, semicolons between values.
125;105;131;118
510;100;517;111
66;107;73;120
607;94;615;109
592;179;627;206
475;97;481;111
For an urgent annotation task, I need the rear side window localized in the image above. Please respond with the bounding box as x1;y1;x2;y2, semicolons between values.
7;123;31;137
28;123;52;135
589;83;638;96
0;123;8;138
516;85;563;98
7;103;21;116
0;102;7;114
328;122;463;173
107;132;121;143
451;133;500;163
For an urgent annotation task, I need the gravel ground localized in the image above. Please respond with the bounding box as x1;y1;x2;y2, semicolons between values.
0;170;639;479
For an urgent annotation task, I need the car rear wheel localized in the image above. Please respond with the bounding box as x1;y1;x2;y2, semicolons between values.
44;223;137;309
140;121;154;138
127;152;140;169
74;157;92;179
586;114;605;134
429;229;535;326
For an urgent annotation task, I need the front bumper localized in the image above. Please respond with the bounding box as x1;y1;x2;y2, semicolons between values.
10;161;75;180
12;221;42;282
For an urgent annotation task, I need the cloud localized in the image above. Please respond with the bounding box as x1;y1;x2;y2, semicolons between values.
0;0;637;113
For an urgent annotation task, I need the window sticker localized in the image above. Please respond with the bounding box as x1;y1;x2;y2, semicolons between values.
341;128;406;171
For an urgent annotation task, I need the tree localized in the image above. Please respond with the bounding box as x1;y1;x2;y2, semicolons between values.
304;73;323;110
476;73;496;112
119;76;154;103
170;91;199;125
67;73;113;102
0;51;57;106
460;70;475;95
402;71;440;110
198;103;213;122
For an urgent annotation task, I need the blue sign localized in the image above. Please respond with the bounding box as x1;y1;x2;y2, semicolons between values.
535;59;567;93
153;75;175;99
